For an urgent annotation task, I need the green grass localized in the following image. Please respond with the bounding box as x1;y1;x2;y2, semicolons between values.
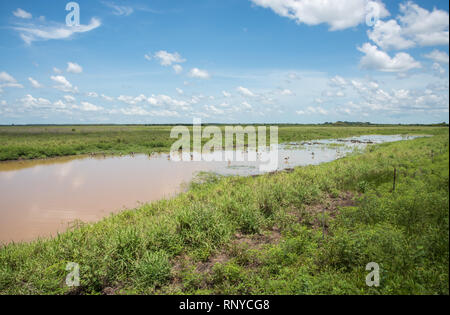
0;132;448;295
0;125;447;161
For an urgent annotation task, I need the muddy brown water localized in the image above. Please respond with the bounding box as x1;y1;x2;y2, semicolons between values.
0;135;422;243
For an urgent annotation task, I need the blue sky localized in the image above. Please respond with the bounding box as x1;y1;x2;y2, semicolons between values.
0;0;448;124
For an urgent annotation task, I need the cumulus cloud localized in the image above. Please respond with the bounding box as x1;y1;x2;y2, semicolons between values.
189;68;210;79
117;93;191;110
368;19;415;50
14;18;101;45
77;102;103;112
63;95;76;103
297;106;328;115
13;8;32;19
331;75;449;116
205;105;225;115
28;77;43;88
250;0;389;31
237;86;255;97
329;75;348;87
431;62;446;77
368;2;449;50
66;62;83;74
322;90;346;97
0;72;18;84
153;51;186;66
118;94;144;105
0;71;23;88
20;94;51;108
50;75;78;93
424;50;449;64
119;107;179;117
222;91;231;97
173;64;183;74
101;94;114;102
358;43;421;72
398;1;449;47
280;89;294;96
53;100;70;109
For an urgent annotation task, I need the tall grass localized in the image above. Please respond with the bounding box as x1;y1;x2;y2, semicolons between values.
0;132;448;295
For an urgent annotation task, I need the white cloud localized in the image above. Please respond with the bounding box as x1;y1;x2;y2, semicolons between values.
297;106;329;115
13;8;32;19
222;91;231;97
101;94;114;102
28;77;43;88
176;88;184;95
368;2;449;50
173;64;183;74
119;107;179;117
368;19;415;50
322;89;346;98
280;89;293;96
64;95;76;103
315;98;324;104
237;86;255;97
358;43;421;72
53;100;72;110
351;79;367;93
189;68;210;79
205;105;225;115
50;75;78;93
119;106;149;116
424;50;449;64
20;94;51;108
250;0;389;31
329;75;348;87
153;51;186;66
87;92;98;97
15;18;101;45
0;72;18;83
0;72;23;88
78;102;103;112
118;94;144;105
53;67;62;74
144;54;152;61
432;62;446;77
398;2;449;47
117;93;190;110
328;74;449;116
67;62;83;74
157;94;190;109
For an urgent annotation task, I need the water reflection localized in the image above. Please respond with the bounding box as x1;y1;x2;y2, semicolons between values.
0;134;423;243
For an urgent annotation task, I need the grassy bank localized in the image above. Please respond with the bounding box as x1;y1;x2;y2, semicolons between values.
0;133;448;295
0;125;447;161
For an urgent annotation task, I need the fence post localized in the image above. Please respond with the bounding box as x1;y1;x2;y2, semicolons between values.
393;167;397;192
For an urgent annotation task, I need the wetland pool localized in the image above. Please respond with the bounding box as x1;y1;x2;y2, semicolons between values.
0;134;423;243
